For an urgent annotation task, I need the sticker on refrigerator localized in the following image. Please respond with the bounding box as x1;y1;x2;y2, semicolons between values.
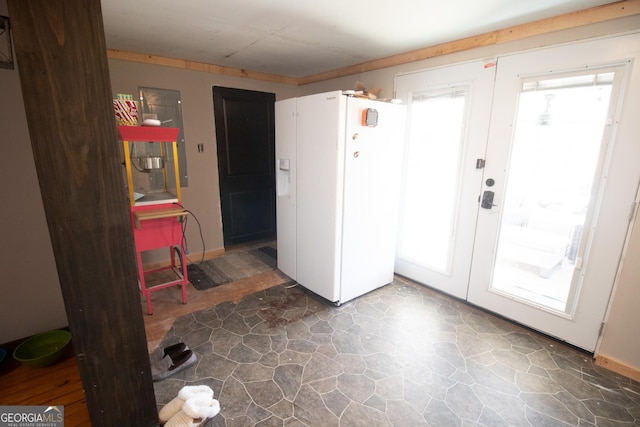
362;108;378;127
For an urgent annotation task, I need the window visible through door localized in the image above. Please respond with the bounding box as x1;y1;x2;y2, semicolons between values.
491;70;615;312
399;87;469;275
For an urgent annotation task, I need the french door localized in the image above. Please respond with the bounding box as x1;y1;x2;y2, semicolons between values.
394;60;494;299
395;34;640;351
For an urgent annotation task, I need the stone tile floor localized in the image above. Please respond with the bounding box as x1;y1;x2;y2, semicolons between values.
152;276;640;426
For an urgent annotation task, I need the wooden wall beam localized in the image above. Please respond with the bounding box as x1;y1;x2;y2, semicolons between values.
7;1;158;425
107;48;299;86
496;0;640;43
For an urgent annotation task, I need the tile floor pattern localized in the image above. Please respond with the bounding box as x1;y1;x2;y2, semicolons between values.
152;277;640;426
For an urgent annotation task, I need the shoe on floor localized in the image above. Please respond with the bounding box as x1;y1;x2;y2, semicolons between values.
164;395;220;427
163;342;189;361
152;349;197;382
159;385;214;424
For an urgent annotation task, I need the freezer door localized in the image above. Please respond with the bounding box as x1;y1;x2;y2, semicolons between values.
295;91;346;302
340;97;406;303
275;98;297;279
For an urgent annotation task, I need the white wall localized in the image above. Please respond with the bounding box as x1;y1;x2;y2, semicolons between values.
598;204;640;370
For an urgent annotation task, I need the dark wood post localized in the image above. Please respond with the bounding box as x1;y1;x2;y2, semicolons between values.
7;0;158;425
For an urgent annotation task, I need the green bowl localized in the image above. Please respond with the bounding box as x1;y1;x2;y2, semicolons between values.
13;330;72;368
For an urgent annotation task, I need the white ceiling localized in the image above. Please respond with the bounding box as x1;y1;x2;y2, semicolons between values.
101;0;619;78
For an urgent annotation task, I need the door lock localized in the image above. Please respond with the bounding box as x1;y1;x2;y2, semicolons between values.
481;190;497;209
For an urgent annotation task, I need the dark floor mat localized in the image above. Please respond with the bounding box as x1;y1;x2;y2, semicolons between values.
186;263;218;291
187;245;277;291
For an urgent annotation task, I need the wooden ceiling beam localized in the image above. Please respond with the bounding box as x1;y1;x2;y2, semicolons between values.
107;49;299;86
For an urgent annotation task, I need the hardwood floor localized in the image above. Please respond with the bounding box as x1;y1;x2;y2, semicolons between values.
0;261;288;425
0;344;90;426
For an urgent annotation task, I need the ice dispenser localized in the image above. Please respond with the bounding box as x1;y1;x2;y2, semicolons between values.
278;158;291;196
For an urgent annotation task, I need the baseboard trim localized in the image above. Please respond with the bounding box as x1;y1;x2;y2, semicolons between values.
187;248;226;263
143;247;225;271
595;354;640;382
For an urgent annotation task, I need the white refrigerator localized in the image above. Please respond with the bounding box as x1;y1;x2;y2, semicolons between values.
276;90;405;305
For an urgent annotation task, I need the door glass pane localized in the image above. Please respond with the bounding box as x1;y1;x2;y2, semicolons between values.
398;88;467;274
491;72;613;312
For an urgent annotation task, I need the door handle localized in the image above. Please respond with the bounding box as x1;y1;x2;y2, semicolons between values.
481;190;497;209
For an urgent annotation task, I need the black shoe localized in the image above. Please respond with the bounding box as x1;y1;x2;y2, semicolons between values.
163;342;189;361
168;350;197;374
152;349;197;382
